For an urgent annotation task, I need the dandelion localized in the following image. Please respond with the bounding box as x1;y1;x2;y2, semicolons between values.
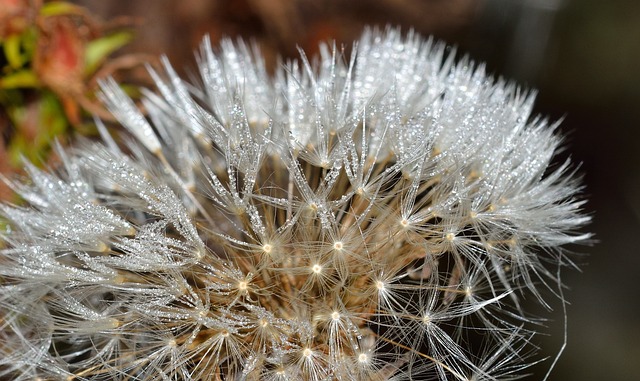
0;27;590;380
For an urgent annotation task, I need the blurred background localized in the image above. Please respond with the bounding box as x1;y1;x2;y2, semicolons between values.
2;0;639;379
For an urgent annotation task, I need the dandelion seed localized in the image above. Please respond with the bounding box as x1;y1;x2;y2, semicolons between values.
0;26;590;381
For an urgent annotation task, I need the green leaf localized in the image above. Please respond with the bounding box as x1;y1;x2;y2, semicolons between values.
39;1;83;17
37;92;68;143
8;134;28;167
85;32;133;75
3;34;24;69
0;70;39;89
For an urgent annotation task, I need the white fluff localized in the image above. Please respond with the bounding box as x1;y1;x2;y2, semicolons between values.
0;27;590;380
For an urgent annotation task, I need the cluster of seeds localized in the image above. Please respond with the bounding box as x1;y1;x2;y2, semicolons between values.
0;28;589;380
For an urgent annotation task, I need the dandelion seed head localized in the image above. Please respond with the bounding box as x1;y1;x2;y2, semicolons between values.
0;26;590;381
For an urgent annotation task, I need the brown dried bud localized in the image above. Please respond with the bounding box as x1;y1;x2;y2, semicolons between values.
33;15;86;96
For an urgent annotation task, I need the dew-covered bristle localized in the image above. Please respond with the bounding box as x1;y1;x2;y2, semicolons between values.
0;27;590;380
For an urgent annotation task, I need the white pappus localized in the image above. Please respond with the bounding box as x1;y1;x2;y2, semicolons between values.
0;27;590;381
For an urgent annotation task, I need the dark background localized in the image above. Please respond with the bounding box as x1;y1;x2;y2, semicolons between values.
73;1;640;380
